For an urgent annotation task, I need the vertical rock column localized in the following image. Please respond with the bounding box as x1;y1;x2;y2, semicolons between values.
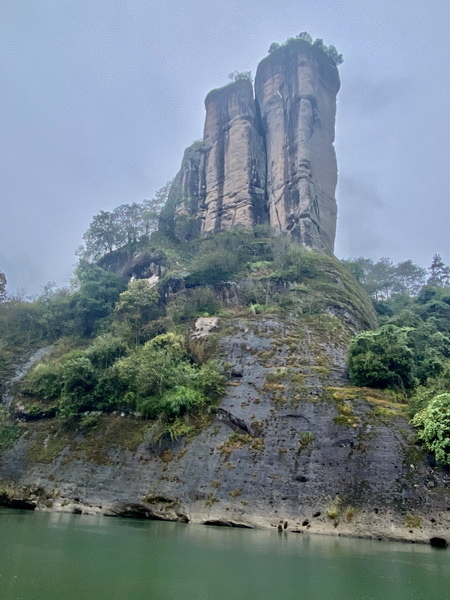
255;41;340;253
201;79;267;234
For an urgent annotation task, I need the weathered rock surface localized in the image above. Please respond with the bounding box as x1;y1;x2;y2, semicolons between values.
165;40;340;253
98;247;167;280
1;312;449;543
255;42;339;252
201;80;267;233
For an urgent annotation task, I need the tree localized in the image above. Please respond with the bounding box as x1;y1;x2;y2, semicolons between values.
114;280;162;346
228;71;253;83
312;38;325;50
427;254;450;287
348;325;414;389
142;181;171;236
115;202;145;245
71;264;126;337
326;45;344;65
82;210;124;260
297;32;313;43
394;260;426;296
81;184;171;261
412;393;450;466
268;42;281;54
0;272;6;302
342;256;426;300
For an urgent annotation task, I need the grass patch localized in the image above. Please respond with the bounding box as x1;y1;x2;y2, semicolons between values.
0;408;22;452
404;513;422;528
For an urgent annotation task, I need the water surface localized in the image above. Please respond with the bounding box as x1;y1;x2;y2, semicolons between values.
0;509;448;600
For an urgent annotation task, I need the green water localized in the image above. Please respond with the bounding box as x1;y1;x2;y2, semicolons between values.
0;510;448;600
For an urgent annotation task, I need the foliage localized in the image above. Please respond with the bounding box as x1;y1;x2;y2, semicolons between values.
427;254;450;287
22;332;226;422
228;71;253;83
267;32;343;65
267;42;281;54
113;280;162;345
342;257;426;301
0;407;21;451
80;183;171;261
412;393;450;465
71;264;126;337
167;287;220;323
348;325;414;389
184;228;273;286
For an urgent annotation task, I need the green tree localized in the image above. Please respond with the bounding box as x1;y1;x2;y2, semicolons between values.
228;71;253;83
142;181;171;236
348;325;414;389
412;393;450;465
82;210;124;260
326;45;344;65
427;254;450;287
268;42;281;54
394;260;426;296
71;264;126;337
58;355;97;417
343;256;426;300
312;38;325;50
114;280;162;346
297;32;313;43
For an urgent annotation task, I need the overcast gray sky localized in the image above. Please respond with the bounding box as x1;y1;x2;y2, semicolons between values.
1;0;450;294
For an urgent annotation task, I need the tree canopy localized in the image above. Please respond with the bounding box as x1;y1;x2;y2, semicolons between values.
80;182;171;261
268;32;343;65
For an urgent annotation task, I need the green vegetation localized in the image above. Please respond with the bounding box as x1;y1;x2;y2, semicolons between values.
0;408;21;451
228;71;253;83
268;32;343;66
0;219;378;456
21;332;225;422
348;325;414;390
79;182;171;261
412;393;450;466
345;253;450;466
3;172;448;471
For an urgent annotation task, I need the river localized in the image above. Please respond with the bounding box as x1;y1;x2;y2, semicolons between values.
0;509;448;600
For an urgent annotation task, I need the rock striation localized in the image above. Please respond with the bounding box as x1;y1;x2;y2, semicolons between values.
164;40;340;254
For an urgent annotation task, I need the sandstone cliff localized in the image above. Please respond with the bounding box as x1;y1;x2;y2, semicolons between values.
164;40;340;253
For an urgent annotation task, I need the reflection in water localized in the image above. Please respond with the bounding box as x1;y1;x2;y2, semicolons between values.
0;510;448;600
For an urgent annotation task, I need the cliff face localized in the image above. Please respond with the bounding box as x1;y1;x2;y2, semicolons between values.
166;41;340;253
2;309;449;542
255;43;339;252
202;80;267;233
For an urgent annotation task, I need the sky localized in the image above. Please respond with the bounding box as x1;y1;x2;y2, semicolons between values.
1;0;450;295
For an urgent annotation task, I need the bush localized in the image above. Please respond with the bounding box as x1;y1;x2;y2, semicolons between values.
348;325;414;389
412;393;450;465
186;249;240;285
167;287;220;323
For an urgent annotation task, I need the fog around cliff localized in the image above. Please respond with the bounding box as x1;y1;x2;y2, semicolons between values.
1;0;450;294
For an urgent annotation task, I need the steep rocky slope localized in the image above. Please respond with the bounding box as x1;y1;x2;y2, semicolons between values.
1;265;449;543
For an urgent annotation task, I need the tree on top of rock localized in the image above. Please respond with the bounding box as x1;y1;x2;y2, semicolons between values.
228;71;253;83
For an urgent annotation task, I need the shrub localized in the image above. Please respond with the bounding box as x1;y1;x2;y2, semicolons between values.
348;325;414;389
186;250;240;285
412;393;450;465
